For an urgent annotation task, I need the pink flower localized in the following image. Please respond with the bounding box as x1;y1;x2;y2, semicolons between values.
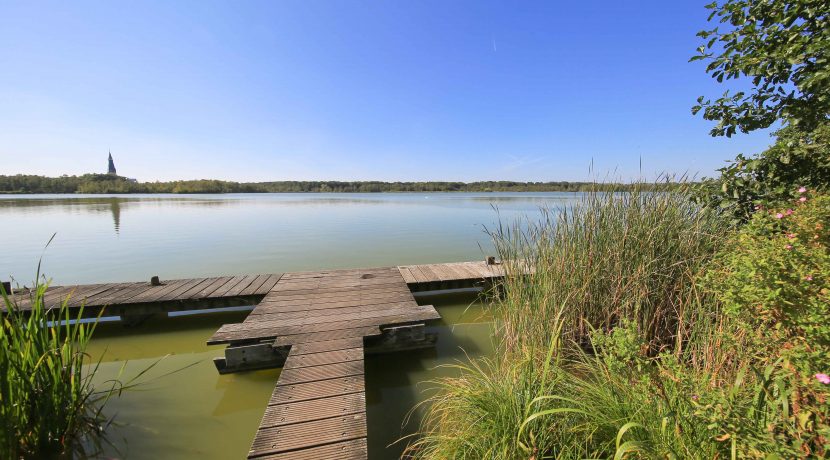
786;209;794;216
799;196;807;202
785;244;793;250
787;233;796;240
816;373;830;385
776;213;784;219
805;275;813;281
798;187;807;194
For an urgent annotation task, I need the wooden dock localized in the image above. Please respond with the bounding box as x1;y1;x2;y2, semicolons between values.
3;260;509;459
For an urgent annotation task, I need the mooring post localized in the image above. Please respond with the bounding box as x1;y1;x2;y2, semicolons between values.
150;275;162;286
1;281;10;295
486;255;497;265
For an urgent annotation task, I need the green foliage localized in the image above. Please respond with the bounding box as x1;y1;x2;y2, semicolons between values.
701;193;830;456
0;279;107;458
691;0;830;137
695;121;830;221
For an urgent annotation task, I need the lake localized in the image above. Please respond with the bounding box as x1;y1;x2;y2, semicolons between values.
0;192;580;459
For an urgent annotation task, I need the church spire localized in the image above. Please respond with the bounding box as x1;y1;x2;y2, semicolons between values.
107;150;117;175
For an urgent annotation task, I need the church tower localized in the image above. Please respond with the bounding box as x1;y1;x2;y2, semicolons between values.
107;151;117;175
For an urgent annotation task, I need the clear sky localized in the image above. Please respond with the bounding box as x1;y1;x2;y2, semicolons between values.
0;0;773;182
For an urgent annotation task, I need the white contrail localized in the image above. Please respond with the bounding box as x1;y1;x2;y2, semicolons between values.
492;37;497;52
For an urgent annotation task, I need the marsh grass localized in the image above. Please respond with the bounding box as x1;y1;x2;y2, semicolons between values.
406;185;735;459
488;186;727;355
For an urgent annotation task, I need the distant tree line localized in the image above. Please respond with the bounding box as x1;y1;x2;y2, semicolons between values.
0;174;678;194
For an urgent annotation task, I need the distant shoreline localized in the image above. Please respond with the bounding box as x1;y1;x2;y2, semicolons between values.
0;174;684;195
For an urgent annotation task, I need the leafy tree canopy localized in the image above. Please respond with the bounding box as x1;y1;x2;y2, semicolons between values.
691;0;829;137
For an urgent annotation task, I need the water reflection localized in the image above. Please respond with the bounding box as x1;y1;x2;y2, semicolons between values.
1;192;581;285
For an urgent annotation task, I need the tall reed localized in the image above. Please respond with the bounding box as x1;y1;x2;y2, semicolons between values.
488;186;727;356
0;279;111;458
407;185;733;459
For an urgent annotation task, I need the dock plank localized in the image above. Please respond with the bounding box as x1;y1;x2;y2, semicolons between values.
260;392;365;429
251;439;368;460
249;413;367;457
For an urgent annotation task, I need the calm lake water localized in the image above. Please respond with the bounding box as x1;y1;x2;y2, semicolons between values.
0;192;580;459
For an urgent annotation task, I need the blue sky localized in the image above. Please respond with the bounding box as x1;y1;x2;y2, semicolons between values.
0;0;773;182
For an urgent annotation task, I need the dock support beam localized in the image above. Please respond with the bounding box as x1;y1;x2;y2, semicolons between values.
367;323;436;353
214;342;289;374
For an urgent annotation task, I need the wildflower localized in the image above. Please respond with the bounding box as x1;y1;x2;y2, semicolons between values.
798;187;807;193
805;275;813;281
787;233;796;240
785;244;793;250
816;374;830;385
776;213;784;219
786;209;794;216
799;196;807;202
691;394;699;401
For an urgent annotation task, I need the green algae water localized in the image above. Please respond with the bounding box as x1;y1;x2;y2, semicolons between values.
0;193;576;459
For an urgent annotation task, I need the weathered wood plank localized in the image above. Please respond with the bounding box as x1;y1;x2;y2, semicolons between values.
287;338;364;356
253;292;415;312
248;414;366;457
223;274;260;297
189;276;234;300
260;392;365;429
271;327;381;347
257;274;283;294
269;375;364;405
276;360;364;386
240;274;271;296
251;438;368;460
249;301;420;322
283;348;363;369
397;267;417;284
214;305;439;336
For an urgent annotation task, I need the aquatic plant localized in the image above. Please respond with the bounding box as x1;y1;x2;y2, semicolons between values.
488;185;727;355
0;272;111;458
407;188;830;459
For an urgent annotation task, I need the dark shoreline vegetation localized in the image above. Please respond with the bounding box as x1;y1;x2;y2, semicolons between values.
0;174;681;194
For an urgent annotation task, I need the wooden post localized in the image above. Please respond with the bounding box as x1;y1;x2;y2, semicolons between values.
1;281;10;295
486;256;496;265
150;276;162;286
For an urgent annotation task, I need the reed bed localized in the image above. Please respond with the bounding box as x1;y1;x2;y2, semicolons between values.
406;186;736;459
489;187;727;355
1;278;111;458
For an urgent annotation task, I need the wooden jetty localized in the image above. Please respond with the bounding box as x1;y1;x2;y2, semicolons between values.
3;260;509;459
